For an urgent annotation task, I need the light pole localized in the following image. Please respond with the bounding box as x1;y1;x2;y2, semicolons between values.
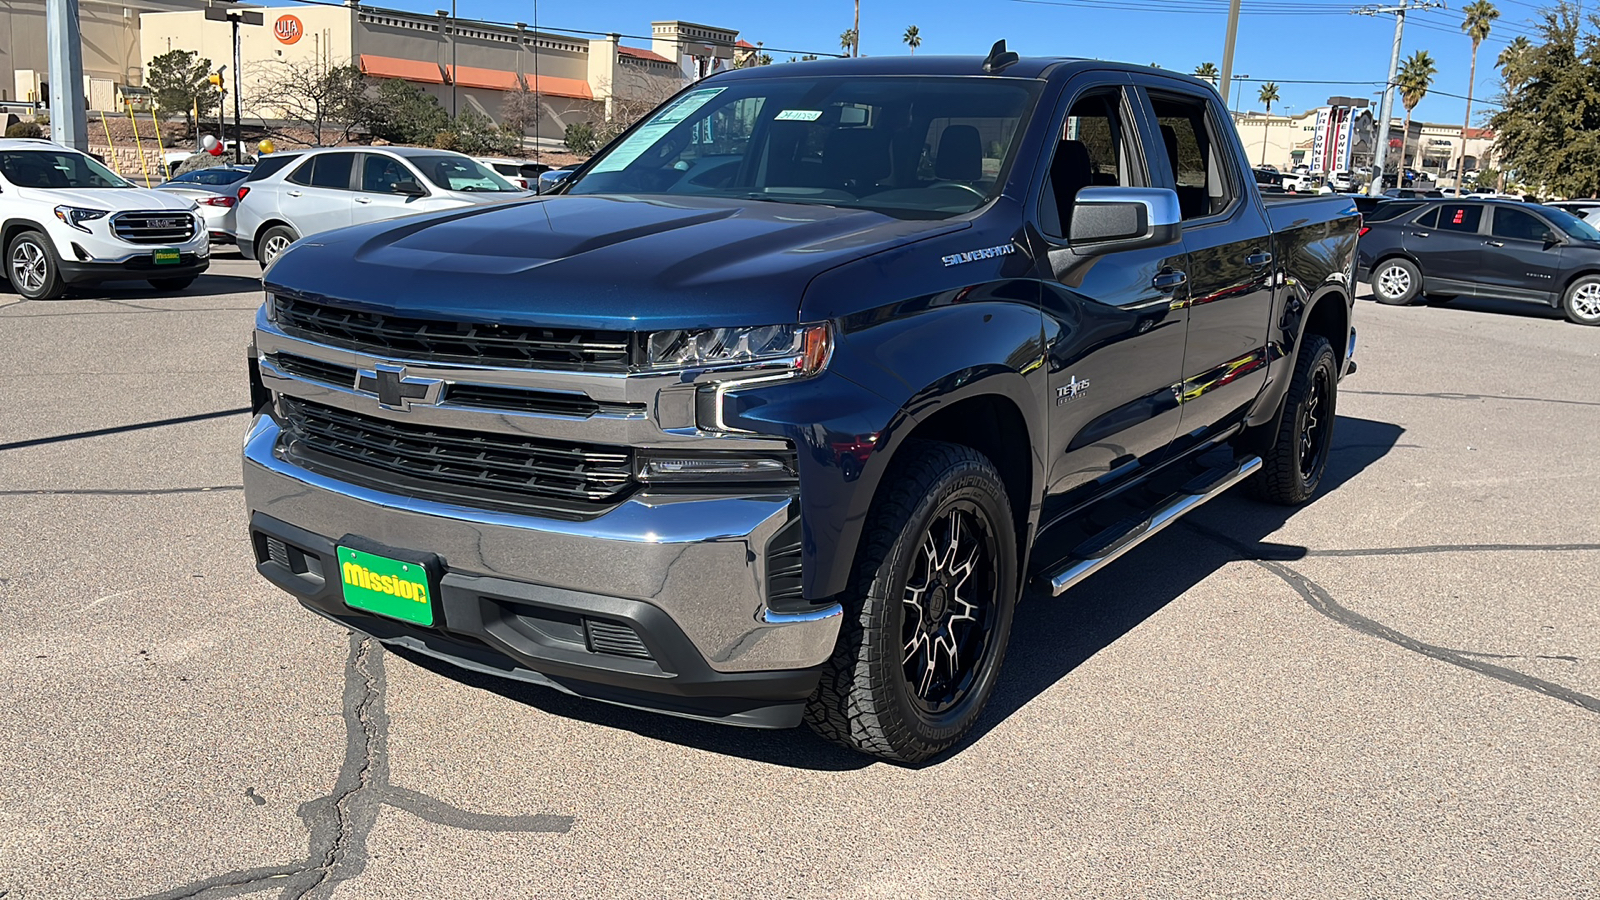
45;0;88;150
1231;74;1251;117
1355;1;1443;196
205;6;262;163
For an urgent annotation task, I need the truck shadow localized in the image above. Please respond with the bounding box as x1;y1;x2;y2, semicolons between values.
394;414;1405;772
1362;294;1566;322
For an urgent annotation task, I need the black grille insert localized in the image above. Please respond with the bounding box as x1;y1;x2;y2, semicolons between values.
443;383;644;418
278;397;635;518
764;516;807;614
584;619;653;659
271;353;357;387
274;294;636;371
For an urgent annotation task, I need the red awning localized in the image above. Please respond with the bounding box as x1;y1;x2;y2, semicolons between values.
447;65;521;91
360;55;445;84
524;74;593;101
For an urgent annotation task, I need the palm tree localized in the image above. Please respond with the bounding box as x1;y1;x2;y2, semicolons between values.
840;29;858;56
1497;35;1531;85
1455;1;1499;189
1396;50;1438;171
1193;62;1219;84
1257;82;1281;165
903;25;922;54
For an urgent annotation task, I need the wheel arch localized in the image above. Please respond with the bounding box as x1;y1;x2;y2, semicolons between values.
1302;287;1350;371
253;218;298;248
1;217;51;255
1558;267;1600;298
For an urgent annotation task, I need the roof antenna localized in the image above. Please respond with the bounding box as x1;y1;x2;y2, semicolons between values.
982;39;1019;74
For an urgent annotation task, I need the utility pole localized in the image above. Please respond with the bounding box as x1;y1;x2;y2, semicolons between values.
205;7;262;163
45;0;89;150
1355;1;1444;196
854;0;860;57
1230;73;1251;117
1218;0;1242;107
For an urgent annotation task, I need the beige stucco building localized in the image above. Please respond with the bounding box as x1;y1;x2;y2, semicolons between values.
1235;107;1496;185
2;0;210;111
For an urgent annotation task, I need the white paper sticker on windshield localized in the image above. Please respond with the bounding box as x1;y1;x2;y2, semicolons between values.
588;87;728;174
774;109;823;122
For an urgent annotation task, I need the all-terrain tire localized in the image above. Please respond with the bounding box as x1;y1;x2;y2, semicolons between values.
1250;334;1338;506
804;440;1019;764
6;230;66;301
1371;257;1422;305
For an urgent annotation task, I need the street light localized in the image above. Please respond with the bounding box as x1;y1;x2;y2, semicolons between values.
204;6;262;163
1230;74;1251;117
437;3;457;118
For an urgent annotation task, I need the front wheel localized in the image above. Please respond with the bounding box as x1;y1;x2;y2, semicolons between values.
1561;275;1600;326
1250;334;1338;506
805;441;1018;763
1371;258;1421;305
7;231;66;301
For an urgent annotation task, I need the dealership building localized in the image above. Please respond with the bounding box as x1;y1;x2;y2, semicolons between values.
5;0;749;147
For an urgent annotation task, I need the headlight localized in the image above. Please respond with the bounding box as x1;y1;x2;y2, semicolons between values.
647;323;832;376
54;206;109;233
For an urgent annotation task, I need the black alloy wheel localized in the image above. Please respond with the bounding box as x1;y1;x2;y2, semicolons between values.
806;440;1018;763
1250;334;1338;506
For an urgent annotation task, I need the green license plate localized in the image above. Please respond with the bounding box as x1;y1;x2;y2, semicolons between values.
337;546;434;626
152;247;181;265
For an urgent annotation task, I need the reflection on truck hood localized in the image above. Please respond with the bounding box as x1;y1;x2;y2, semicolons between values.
264;194;968;330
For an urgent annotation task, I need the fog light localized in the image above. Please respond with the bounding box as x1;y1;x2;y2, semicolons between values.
637;452;797;483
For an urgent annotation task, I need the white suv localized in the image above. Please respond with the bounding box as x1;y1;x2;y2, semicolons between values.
235;146;527;266
0;138;210;300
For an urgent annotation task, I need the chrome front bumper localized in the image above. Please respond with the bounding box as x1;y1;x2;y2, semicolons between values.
243;415;842;675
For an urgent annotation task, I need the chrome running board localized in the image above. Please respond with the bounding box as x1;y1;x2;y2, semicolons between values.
1045;455;1262;596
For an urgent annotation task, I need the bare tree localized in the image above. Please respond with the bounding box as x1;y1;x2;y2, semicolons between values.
593;72;687;145
249;59;369;146
500;83;542;140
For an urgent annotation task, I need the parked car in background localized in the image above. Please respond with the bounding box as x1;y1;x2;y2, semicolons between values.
1328;171;1357;192
476;157;549;190
235;146;528;266
156;165;253;243
1466;191;1523;200
0;137;209;299
1382;188;1444;199
1358;198;1600;324
1547;199;1600;226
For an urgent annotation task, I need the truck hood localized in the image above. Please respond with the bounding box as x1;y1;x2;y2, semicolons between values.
15;186;196;212
265;195;968;330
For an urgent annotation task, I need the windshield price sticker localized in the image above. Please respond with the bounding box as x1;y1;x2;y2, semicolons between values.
589;87;727;174
775;110;823;122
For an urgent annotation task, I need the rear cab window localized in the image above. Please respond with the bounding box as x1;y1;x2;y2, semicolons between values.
1149;93;1235;221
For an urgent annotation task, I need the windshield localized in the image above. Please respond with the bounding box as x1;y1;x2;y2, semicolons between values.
0;150;130;189
408;155;521;193
1540;206;1600;241
566;76;1042;218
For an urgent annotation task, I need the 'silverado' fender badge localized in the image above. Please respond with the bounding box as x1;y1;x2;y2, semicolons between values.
941;244;1016;267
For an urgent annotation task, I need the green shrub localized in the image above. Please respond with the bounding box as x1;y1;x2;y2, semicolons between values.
5;121;44;139
563;121;598;155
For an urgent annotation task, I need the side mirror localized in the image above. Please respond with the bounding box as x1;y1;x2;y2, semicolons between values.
394;179;427;197
537;170;572;194
1068;187;1182;255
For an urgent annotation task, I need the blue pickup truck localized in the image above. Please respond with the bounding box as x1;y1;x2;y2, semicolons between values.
244;47;1359;762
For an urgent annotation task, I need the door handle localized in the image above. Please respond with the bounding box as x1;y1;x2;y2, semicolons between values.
1485;239;1505;247
286;190;302;198
355;197;372;204
1152;270;1188;291
1246;251;1273;267
1412;231;1430;239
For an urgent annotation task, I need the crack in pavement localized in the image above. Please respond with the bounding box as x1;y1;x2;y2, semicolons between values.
1342;388;1600;409
1184;523;1600;718
137;635;573;900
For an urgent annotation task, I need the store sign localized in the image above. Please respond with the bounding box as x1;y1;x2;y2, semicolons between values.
275;15;303;44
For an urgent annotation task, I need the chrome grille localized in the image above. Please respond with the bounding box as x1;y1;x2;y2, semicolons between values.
274;294;636;371
278;397;635;518
113;211;198;244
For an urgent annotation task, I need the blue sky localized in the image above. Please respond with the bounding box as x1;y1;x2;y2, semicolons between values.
380;0;1554;127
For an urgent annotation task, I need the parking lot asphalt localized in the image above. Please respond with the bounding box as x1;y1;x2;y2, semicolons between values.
1;253;1597;898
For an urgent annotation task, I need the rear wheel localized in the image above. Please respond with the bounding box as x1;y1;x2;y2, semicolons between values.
1371;258;1421;305
1561;275;1600;326
148;276;196;291
805;441;1018;763
1250;335;1338;506
6;231;66;301
257;225;298;267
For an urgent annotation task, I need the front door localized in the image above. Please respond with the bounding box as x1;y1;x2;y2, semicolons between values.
1138;85;1274;434
353;153;431;226
1034;82;1189;522
1482;204;1565;300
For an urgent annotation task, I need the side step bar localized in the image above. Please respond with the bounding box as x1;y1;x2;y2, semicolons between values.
1044;455;1262;596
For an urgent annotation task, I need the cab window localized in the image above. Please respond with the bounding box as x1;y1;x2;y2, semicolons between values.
1150;93;1233;220
1038;90;1138;237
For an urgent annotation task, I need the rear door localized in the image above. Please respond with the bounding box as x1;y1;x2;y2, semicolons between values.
1482;205;1564;300
1135;82;1274;433
1401;202;1484;293
1032;77;1189;518
282;152;356;237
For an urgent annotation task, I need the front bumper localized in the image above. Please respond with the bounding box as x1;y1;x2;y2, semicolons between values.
243;415;843;728
58;253;209;284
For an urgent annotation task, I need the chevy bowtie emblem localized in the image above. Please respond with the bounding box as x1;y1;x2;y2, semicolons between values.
355;364;443;411
1055;376;1091;405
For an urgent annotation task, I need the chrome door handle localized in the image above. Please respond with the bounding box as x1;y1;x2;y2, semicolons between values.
355;197;372;204
1152;270;1188;291
286;190;302;198
1485;239;1505;247
1246;251;1273;267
